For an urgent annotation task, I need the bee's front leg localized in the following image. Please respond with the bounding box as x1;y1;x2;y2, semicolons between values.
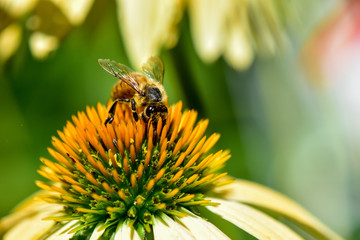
141;112;149;123
105;98;130;125
131;99;139;121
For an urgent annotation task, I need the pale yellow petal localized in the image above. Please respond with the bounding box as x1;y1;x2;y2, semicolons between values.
207;197;304;240
0;0;38;17
224;21;254;70
213;179;343;239
50;0;94;25
153;214;195;240
116;0;183;68
189;0;231;63
0;23;22;62
3;208;57;240
0;191;62;233
46;220;78;240
29;32;59;59
176;210;230;240
114;221;141;240
89;223;106;240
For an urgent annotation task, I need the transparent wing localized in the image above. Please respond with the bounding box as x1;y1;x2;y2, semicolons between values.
98;59;144;95
141;56;164;84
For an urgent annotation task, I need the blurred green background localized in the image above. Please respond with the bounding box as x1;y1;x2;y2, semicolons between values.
1;0;360;239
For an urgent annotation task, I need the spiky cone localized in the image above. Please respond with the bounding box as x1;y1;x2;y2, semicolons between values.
0;102;342;239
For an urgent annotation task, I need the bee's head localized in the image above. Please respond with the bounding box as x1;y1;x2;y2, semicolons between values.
144;104;168;121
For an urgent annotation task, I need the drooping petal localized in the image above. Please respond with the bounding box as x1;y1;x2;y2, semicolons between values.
2;208;57;240
153;214;195;240
0;191;62;235
176;210;230;240
51;0;95;26
206;197;304;240
89;223;106;240
0;23;22;62
224;20;253;70
116;0;183;68
29;32;59;59
0;0;37;17
213;179;343;240
114;221;141;240
188;0;231;63
46;220;78;240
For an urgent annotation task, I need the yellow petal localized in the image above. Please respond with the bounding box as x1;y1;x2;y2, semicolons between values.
214;179;343;240
206;197;304;240
176;209;230;240
153;213;195;240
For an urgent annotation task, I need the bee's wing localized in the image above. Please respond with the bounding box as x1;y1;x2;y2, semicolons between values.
141;56;164;84
98;59;145;96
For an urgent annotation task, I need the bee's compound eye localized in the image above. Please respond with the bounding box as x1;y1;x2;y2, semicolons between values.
146;106;156;117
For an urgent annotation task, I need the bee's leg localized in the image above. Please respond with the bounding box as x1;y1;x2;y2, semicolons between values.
131;99;139;121
141;112;149;123
105;99;130;125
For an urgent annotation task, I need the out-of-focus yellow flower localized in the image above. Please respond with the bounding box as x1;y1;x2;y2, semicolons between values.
0;0;94;61
0;0;36;62
0;23;21;63
29;32;59;59
0;0;38;18
0;101;342;239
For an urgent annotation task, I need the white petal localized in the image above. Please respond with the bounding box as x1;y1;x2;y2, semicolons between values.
153;214;195;240
46;220;78;240
0;23;21;62
29;32;59;59
89;223;106;240
206;197;303;240
116;0;182;68
0;191;62;234
0;0;37;17
1;202;62;232
3;209;57;240
224;21;253;70
214;179;342;239
189;0;232;62
114;221;141;240
51;0;95;25
176;211;230;240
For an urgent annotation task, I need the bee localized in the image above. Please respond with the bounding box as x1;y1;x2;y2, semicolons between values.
98;56;168;126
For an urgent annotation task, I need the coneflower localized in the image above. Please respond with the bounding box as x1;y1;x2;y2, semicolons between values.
0;102;342;239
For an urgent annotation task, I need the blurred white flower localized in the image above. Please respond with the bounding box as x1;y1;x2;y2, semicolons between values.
0;0;94;60
117;0;290;70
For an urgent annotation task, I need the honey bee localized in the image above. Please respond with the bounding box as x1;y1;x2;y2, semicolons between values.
98;56;168;125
